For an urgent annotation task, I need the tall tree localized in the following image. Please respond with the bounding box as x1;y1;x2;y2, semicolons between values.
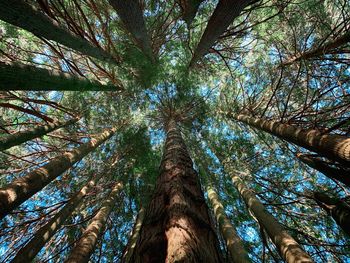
176;0;204;25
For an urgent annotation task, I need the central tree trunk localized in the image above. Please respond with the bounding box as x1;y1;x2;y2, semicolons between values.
131;119;223;262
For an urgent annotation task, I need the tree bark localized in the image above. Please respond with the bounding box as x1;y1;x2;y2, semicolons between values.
108;0;155;62
190;0;251;66
65;181;123;263
297;154;350;187
231;113;350;166
176;0;204;25
314;192;350;236
0;128;115;219
207;185;251;263
281;31;350;66
131;118;223;263
0;117;79;151
0;62;122;91
0;0;118;64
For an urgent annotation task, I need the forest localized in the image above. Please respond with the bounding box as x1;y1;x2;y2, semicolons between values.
0;0;349;262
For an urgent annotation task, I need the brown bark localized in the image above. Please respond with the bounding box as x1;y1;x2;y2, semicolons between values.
297;154;350;187
0;117;79;151
0;0;118;64
65;182;123;263
177;0;204;25
190;0;251;66
108;0;155;61
314;192;350;236
231;113;350;166
207;185;251;263
0;62;122;91
0;128;115;219
131;118;223;263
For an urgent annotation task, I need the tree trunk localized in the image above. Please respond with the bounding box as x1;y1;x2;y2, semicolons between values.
314;192;350;236
176;0;204;25
122;207;146;263
190;0;251;66
65;182;123;263
231;113;350;166
131;118;223;263
108;0;155;62
207;185;251;263
281;31;350;66
0;0;118;64
0;62;122;91
0;128;115;219
0;117;79;151
297;154;350;187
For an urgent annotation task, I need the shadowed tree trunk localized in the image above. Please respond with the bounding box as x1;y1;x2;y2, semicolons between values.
314;192;350;236
65;182;123;263
0;128;115;219
281;31;350;66
297;154;350;187
0;117;79;151
176;0;204;25
131;118;223;262
230;113;350;166
108;0;155;62
0;0;118;64
190;0;251;66
207;185;251;263
0;63;122;91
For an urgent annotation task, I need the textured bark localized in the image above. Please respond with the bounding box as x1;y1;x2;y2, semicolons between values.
0;117;79;151
177;0;204;25
297;154;350;187
232;113;350;166
281;31;350;66
131;119;223;263
207;186;251;263
65;182;123;263
0;128;115;219
0;62;121;91
190;0;251;66
122;207;146;263
229;171;314;262
0;0;118;64
108;0;155;61
314;192;350;236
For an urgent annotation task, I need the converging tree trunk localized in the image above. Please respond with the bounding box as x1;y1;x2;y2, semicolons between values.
0;117;79;151
313;192;350;236
108;0;155;62
207;185;251;263
0;63;122;91
0;0;118;64
190;0;251;66
0;128;115;219
297;154;350;187
176;0;204;25
231;113;350;166
65;181;123;263
131;118;223;262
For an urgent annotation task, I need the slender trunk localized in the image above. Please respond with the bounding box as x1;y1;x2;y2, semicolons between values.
122;207;146;263
0;0;118;64
11;175;101;262
0;128;115;219
177;0;204;25
108;0;155;62
131;119;223;262
314;192;350;236
65;182;123;263
0;117;79;151
207;185;251;263
0;62;122;91
281;31;350;66
297;154;350;187
190;0;251;66
231;113;350;166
